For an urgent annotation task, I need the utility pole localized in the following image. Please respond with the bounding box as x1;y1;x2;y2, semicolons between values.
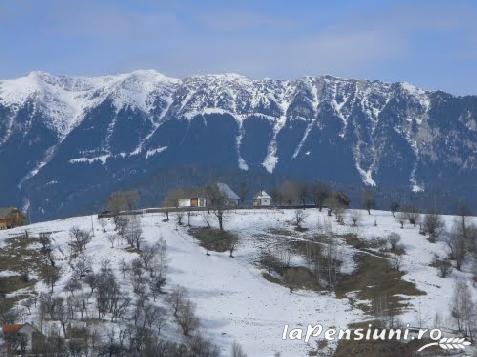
91;215;95;237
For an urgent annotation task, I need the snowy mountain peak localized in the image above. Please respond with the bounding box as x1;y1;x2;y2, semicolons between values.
2;69;476;220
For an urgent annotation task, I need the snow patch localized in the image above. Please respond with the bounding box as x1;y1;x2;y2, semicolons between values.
145;146;167;159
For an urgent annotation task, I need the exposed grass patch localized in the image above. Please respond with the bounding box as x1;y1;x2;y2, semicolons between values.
0;235;43;302
0;276;36;297
189;227;237;253
258;242;323;292
342;234;388;258
289;239;324;257
335;253;425;316
0;235;45;273
261;266;321;292
268;227;296;237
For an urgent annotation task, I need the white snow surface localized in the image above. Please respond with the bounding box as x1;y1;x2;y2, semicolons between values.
1;208;476;356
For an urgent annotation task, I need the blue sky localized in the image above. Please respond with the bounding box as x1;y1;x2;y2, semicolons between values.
1;0;476;95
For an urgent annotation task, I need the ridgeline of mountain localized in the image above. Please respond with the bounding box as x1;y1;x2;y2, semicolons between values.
1;70;476;221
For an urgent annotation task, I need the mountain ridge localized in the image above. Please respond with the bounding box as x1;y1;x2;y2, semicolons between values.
1;70;476;220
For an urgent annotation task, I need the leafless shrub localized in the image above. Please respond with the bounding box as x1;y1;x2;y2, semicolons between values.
423;212;445;242
350;210;362;227
293;209;306;229
231;341;248;357
176;211;185;225
403;205;420;226
433;257;453;278
387;233;401;252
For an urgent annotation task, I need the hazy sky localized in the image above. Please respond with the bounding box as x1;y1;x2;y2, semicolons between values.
1;0;476;95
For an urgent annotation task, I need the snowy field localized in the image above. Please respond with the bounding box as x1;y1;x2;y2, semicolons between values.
0;208;476;356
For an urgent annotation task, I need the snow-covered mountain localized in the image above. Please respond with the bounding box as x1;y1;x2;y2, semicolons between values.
1;70;476;220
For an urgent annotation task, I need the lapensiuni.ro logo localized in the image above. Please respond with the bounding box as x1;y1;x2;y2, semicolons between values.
282;324;472;352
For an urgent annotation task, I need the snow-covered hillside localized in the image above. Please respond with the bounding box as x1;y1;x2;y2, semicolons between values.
0;208;475;356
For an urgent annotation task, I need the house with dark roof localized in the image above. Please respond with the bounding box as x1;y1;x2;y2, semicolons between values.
1;323;39;354
216;182;240;207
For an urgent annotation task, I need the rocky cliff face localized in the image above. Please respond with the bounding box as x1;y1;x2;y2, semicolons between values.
1;70;476;220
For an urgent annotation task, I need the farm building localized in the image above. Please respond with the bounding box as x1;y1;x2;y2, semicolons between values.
216;182;240;207
164;187;208;208
0;207;25;230
1;323;39;354
178;197;207;208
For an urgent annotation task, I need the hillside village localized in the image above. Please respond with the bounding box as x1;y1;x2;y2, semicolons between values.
0;181;476;356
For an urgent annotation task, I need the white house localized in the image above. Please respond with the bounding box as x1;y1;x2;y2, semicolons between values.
253;191;271;207
178;197;207;208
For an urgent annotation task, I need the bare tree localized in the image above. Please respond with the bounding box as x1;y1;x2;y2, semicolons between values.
324;236;340;289
69;253;92;279
238;182;249;207
293;209;306;229
69;226;92;256
106;234;116;248
278;180;301;205
451;280;475;340
276;245;292;270
176;299;199;336
99;218;108;233
113;216;129;240
39;232;56;267
225;234;240;258
124;216;144;251
324;196;345;223
390;201;400;218
168;286;186;318
64;278;82;296
396;211;407;229
445;221;467;271
403;205;420;227
423;212;445;242
310;181;332;211
41;265;61;293
362;191;375;215
296;182;310;208
106;190;139;214
201;211;211;228
231;341;248;357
